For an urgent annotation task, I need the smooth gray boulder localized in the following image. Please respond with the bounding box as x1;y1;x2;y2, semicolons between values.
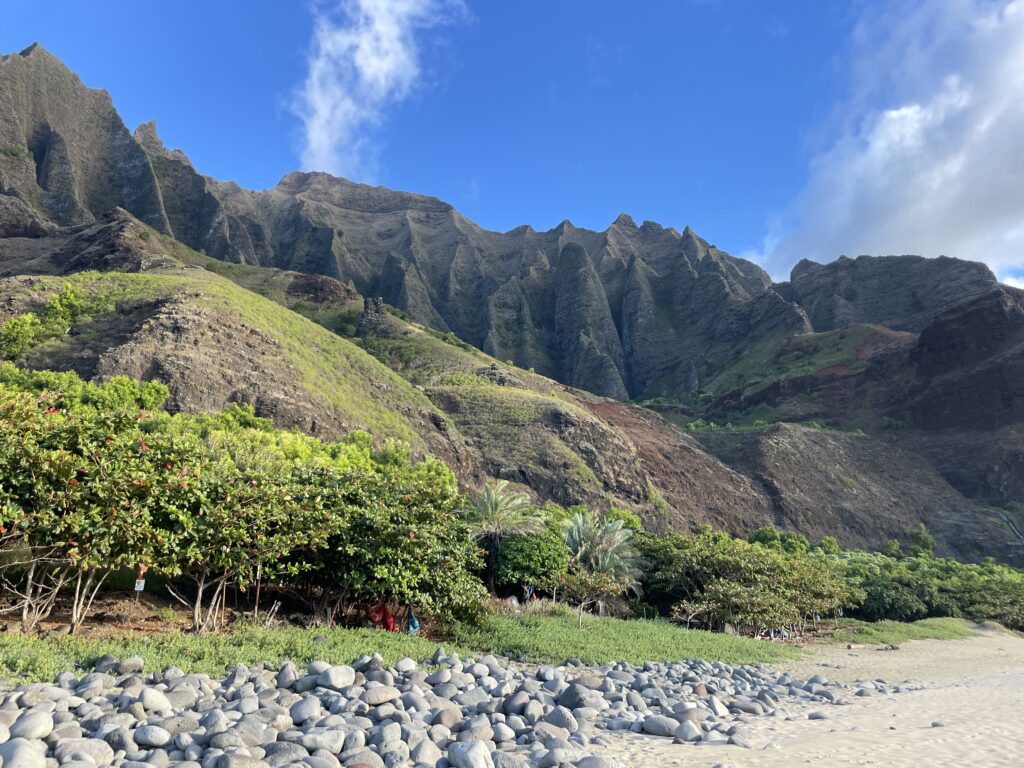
316;666;355;691
410;738;443;766
140;688;173;713
641;715;678;737
0;739;46;768
361;686;400;706
134;725;172;748
289;696;322;724
448;739;495;768
674;720;702;742
9;711;53;740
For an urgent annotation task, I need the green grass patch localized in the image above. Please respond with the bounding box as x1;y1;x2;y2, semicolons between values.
0;146;31;159
706;326;874;398
838;617;975;645
0;627;469;682
0;612;801;682
448;612;801;666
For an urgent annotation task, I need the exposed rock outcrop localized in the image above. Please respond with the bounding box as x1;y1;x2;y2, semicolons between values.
782;255;997;332
697;423;1021;565
0;45;169;230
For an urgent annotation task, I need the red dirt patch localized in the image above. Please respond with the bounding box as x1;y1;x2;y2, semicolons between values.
817;364;851;376
584;401;773;534
855;324;917;361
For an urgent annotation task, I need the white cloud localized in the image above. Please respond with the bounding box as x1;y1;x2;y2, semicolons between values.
762;0;1024;281
1005;275;1024;288
292;0;466;180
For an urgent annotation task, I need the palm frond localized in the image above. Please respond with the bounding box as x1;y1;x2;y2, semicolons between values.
462;480;543;540
563;509;643;593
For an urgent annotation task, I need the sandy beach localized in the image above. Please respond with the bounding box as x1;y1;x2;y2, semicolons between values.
595;627;1024;767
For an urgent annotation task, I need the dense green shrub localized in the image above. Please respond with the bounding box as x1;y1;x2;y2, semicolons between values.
837;549;1024;629
0;315;40;359
496;523;569;592
0;371;486;633
0;362;168;411
0;286;91;360
640;527;860;635
647;525;1024;632
748;526;812;555
0;391;202;630
302;442;486;626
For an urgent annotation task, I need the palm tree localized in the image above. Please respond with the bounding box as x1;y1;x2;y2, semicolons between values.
564;509;643;594
463;480;544;592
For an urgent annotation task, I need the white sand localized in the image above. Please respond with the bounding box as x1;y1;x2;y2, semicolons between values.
595;629;1024;767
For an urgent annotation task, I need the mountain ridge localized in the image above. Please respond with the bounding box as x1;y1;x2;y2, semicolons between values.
2;44;1022;566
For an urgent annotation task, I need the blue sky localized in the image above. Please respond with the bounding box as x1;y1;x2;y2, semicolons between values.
4;1;1023;283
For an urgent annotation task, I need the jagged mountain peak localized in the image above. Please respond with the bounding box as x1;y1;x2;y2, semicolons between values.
641;219;669;234
4;41;50;62
14;41;42;58
0;45;1008;401
611;212;637;229
272;170;455;214
1;41;103;97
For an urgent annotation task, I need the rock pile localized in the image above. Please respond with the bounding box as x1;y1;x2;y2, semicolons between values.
0;650;884;768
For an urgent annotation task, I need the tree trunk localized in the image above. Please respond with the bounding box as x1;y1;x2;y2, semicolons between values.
20;559;66;633
253;564;262;620
70;568;108;634
486;534;499;594
192;571;207;631
21;560;36;632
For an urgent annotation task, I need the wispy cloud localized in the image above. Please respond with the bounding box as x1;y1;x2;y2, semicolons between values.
766;17;789;40
292;0;467;180
586;36;627;88
759;0;1024;282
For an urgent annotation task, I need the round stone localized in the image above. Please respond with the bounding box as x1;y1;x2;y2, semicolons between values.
10;711;53;740
140;688;173;712
289;696;322;724
0;738;46;768
642;714;678;737
52;738;115;765
674;720;702;743
447;740;494;768
361;686;401;706
316;665;355;691
134;725;172;747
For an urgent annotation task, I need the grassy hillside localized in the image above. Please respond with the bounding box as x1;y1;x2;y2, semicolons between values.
350;311;652;509
646;324;918;429
707;326;875;396
175;248;365;336
0;224;450;448
180;245;616;491
175;249;667;510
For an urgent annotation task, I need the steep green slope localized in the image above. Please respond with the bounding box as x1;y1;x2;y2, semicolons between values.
648;324;918;430
175;242;782;531
0;217;466;466
174;248;365;337
350;300;652;511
